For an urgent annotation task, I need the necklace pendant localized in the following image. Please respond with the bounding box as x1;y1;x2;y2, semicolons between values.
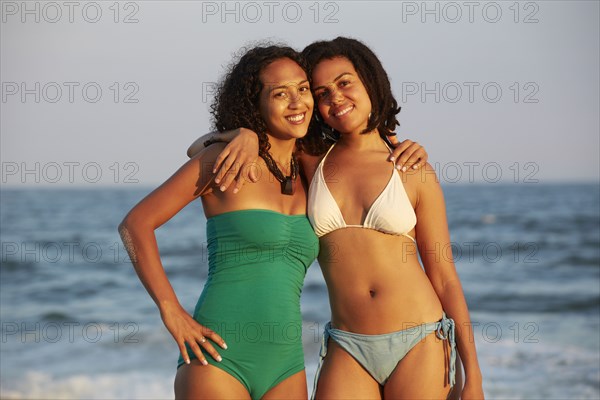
281;177;294;195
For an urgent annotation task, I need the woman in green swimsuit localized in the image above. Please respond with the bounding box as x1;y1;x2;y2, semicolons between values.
118;46;318;399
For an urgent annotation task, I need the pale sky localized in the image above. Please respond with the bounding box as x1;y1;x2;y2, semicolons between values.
2;1;598;186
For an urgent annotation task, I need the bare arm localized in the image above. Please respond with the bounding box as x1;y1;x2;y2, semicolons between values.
118;147;227;365
187;130;250;158
413;163;484;399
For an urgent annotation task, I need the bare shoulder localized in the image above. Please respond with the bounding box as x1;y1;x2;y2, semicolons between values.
400;162;441;187
397;162;444;209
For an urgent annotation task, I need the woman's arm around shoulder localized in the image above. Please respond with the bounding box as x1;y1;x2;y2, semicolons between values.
188;129;260;193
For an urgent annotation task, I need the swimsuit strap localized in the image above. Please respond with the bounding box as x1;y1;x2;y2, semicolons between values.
319;143;336;166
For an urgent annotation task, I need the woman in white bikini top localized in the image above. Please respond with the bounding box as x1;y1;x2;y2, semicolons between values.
301;37;483;400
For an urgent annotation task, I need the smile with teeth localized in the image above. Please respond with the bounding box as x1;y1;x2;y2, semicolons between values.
285;113;305;123
333;105;354;118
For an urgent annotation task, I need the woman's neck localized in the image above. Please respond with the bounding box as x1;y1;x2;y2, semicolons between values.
264;135;297;166
336;128;384;151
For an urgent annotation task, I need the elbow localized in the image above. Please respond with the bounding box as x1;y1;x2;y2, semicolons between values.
118;210;155;236
118;212;141;237
187;142;199;158
118;211;134;233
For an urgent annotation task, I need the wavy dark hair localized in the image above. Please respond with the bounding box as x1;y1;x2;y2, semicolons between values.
210;44;307;156
300;37;401;155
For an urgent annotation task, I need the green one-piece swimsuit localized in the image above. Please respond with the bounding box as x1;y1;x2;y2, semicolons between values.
177;209;319;399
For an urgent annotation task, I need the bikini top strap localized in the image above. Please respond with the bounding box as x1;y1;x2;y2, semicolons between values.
319;142;337;167
382;136;394;154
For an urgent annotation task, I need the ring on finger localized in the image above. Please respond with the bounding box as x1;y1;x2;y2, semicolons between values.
200;336;206;343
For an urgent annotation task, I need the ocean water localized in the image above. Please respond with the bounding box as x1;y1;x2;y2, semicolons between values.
1;183;599;399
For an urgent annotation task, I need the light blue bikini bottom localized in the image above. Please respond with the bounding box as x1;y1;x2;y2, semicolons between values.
311;313;456;399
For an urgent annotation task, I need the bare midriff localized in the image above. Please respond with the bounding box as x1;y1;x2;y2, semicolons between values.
318;227;443;335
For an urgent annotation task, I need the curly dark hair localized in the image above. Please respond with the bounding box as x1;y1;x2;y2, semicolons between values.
211;44;307;156
300;37;401;155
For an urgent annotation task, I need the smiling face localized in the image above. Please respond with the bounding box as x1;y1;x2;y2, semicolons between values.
258;57;314;141
311;57;372;136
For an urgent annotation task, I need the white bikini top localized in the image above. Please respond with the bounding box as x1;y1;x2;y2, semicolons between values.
307;142;417;241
